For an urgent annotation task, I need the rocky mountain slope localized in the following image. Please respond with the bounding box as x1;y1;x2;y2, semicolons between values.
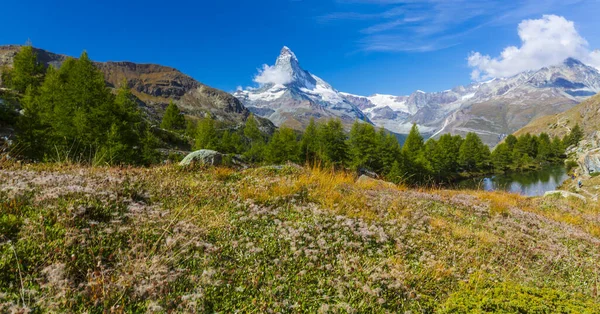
343;58;600;146
233;47;369;130
515;92;600;177
0;45;274;131
235;47;600;146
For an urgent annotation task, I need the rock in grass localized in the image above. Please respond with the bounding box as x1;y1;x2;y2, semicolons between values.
356;175;397;189
544;190;587;202
179;149;223;167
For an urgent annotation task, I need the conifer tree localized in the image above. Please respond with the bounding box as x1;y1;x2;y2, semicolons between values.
379;130;403;175
160;100;186;131
491;143;513;172
194;115;219;150
101;81;143;164
348;121;379;171
2;44;45;94
505;134;518;150
427;134;460;181
266;127;300;164
564;123;584;147
402;124;424;162
458;132;490;172
316;119;348;167
550;136;564;160
387;160;405;184
300;118;319;164
220;130;243;154
16;85;46;159
536;133;552;162
243;114;266;162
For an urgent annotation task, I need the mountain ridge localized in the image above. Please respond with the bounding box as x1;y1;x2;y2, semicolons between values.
235;46;600;146
0;45;275;132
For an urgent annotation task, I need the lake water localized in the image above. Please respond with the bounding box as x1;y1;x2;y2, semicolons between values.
455;165;570;197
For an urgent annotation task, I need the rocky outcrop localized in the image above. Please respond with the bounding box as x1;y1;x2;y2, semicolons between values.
179;150;223;167
584;151;600;174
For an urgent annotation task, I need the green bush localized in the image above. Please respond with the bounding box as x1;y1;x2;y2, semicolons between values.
565;160;579;172
438;280;600;313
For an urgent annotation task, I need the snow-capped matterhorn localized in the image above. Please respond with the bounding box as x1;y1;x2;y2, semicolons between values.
233;47;369;129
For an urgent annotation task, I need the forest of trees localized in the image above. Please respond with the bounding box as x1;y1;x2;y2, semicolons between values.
0;46;582;186
1;45;159;165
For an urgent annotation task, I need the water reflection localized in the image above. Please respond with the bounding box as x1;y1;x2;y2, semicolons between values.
455;165;569;197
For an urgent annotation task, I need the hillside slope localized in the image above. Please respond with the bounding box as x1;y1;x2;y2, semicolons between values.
0;45;275;131
515;93;600;197
1;163;599;312
515;92;600;139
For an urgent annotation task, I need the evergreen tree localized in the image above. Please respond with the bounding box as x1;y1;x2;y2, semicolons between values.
316;119;348;167
243;114;266;162
160;101;186;131
347;121;379;171
550;136;564;160
387;160;405;184
300;118;319;164
101;81;144;164
458;132;490;172
564;123;584;147
379;131;403;175
427;134;460;181
266;127;300;164
15;85;46;159
491;143;513;172
1;44;45;94
194;116;219;150
140;124;160;165
220;130;243;154
401;124;430;184
505;134;518;150
402;124;424;162
536;133;552;162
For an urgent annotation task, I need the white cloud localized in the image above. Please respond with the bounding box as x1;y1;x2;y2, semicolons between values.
469;15;600;80
253;64;293;85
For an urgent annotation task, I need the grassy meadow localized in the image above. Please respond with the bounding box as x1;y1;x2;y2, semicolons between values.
1;162;599;313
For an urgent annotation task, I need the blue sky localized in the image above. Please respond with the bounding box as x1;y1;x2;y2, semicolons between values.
2;0;600;96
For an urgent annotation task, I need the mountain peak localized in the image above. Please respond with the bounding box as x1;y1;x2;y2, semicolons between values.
563;57;584;67
276;46;299;68
272;46;316;88
280;46;297;59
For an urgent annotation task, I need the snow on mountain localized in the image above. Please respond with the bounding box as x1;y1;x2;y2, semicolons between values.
235;47;600;146
234;47;368;129
339;57;600;145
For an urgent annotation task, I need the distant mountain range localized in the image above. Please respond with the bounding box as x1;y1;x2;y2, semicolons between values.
235;47;600;146
2;44;599;148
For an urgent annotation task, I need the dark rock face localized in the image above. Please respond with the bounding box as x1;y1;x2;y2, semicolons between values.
341;94;376;111
371;106;398;120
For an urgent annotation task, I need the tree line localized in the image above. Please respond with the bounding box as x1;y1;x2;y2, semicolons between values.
161;98;578;185
1;46;580;185
1;45;159;164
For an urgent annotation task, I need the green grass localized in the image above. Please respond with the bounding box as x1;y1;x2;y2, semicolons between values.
0;163;599;312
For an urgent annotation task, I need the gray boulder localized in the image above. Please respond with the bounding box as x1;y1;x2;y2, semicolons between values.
179;150;223;167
